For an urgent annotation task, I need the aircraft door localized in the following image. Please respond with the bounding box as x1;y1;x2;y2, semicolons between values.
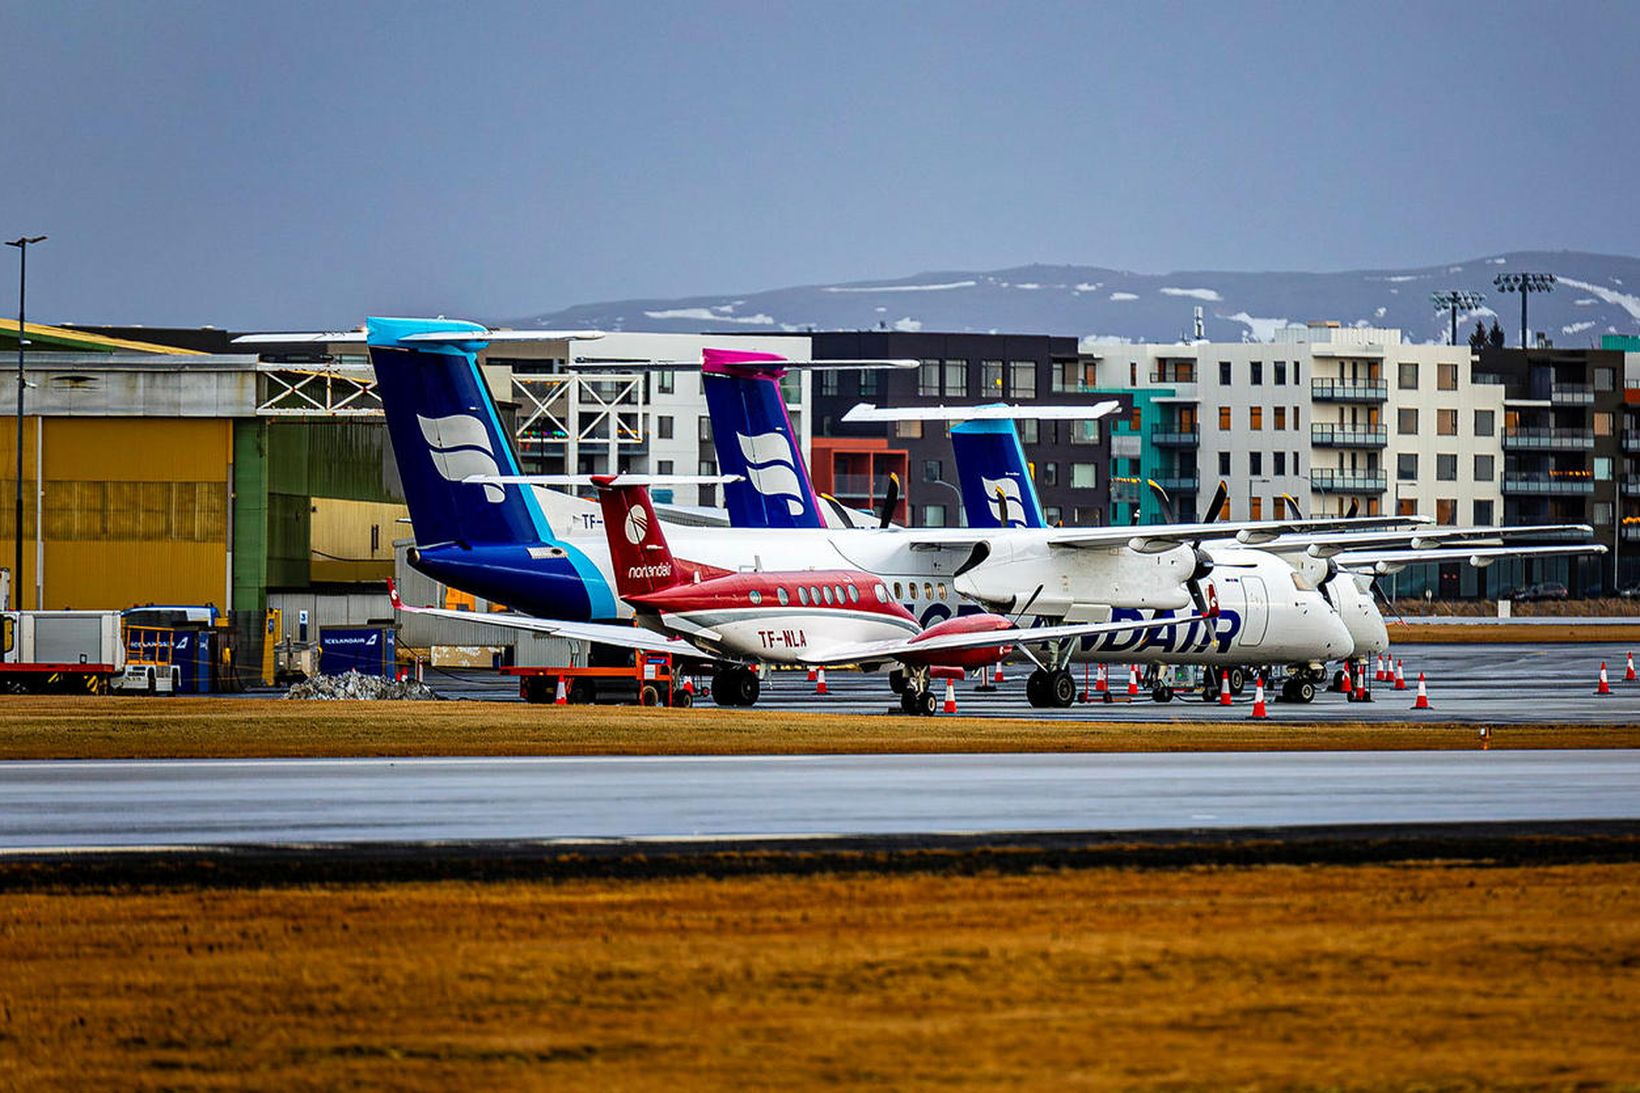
1241;576;1270;646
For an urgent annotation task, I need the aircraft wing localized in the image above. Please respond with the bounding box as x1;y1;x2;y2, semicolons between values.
233;328;605;345
1265;524;1594;557
842;401;1123;422
812;611;1215;666
886;514;1430;553
389;584;702;656
1336;543;1609;574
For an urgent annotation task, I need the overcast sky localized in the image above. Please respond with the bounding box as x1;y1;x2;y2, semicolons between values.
3;0;1636;329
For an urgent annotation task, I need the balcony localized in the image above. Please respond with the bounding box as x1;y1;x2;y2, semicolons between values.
1310;469;1387;493
1153;475;1199;493
1623;430;1640;452
1502;474;1595;495
1150;428;1200;447
1310;378;1387;402
831;473;896;498
1624;524;1640;542
1550;383;1594;405
1622;480;1640;498
1501;427;1595;451
1310;424;1388;449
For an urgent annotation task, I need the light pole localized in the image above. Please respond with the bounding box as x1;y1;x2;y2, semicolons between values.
1492;272;1555;349
1430;290;1485;346
6;235;45;610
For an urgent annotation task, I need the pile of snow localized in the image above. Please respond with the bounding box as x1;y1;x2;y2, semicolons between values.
284;671;439;701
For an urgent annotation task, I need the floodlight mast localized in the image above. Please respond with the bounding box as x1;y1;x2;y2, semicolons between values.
1431;290;1485;346
1492;272;1556;349
5;235;46;609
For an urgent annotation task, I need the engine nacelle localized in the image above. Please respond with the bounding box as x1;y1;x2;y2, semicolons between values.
953;539;1196;616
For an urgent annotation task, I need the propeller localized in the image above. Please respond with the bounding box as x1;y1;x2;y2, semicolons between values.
1009;583;1045;627
1345;497;1360;518
1201;480;1228;523
877;473;901;529
1147;479;1177;524
1279;493;1305;520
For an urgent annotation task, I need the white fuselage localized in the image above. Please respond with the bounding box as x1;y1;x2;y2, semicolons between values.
654;604;920;665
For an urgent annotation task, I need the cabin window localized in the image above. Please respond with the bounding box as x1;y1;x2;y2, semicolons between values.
809;586;821;605
834;585;846;603
798;586;809;605
748;590;762;605
776;587;789;605
937;583;946;600
923;582;934;600
875;584;888;602
893;581;902;599
847;585;859;604
906;582;916;600
822;586;834;605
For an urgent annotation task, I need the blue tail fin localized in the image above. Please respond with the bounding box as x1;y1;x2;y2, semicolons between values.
951;418;1046;528
367;317;552;547
700;348;825;529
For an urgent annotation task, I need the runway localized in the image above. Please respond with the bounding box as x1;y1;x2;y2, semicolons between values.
4;750;1637;851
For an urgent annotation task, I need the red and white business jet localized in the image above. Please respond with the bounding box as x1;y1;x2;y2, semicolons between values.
393;474;1216;714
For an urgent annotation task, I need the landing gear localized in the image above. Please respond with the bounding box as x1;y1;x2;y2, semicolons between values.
712;666;761;707
1281;678;1317;704
1152;684;1175;703
898;683;937;716
1226;666;1247;696
1025;668;1075;708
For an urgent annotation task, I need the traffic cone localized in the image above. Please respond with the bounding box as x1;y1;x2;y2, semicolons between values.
1479;724;1490;750
1375;655;1386;682
681;674;695;696
993;663;1005;684
815;667;828;695
807;667;817;682
1340;663;1354;698
1411;672;1431;710
942;678;957;714
1127;665;1139;697
554;676;568;706
1626;652;1636;682
1596;662;1612;696
1250;676;1268;719
1218;671;1233;706
1095;664;1108;693
1393;660;1407;690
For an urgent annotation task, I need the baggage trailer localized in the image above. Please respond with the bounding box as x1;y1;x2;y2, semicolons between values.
505;653;691;706
0;611;125;695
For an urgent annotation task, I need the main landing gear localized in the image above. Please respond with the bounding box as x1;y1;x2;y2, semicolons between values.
1025;668;1076;708
712;665;761;707
889;667;939;716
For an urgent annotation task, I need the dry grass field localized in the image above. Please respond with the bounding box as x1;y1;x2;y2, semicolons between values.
1390;619;1640;643
4;862;1639;1089
1;695;1638;759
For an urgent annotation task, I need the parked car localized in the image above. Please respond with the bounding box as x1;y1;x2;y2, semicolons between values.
1513;581;1569;602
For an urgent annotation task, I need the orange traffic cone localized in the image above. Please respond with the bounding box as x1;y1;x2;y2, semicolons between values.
1127;665;1140;697
1095;664;1108;693
554;676;568;706
681;674;695;696
1218;671;1233;706
993;663;1005;684
1393;659;1407;690
1375;656;1386;682
942;678;957;714
1411;672;1431;709
815;667;828;695
1250;676;1268;719
1340;663;1355;698
1596;662;1612;696
1479;724;1490;750
1626;652;1636;682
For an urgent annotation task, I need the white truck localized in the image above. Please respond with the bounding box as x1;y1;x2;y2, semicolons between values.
0;610;131;695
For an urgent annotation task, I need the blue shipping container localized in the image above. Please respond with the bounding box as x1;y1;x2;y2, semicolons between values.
170;627;213;694
319;626;397;678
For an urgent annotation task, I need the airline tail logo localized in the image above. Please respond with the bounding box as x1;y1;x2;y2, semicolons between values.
624;504;650;545
419;413;503;503
737;431;806;516
982;475;1028;526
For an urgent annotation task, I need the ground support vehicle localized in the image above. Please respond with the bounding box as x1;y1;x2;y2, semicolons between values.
507;653;691;707
0;611;125;694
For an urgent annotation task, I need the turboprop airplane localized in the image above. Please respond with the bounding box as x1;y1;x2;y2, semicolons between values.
393;473;1215;713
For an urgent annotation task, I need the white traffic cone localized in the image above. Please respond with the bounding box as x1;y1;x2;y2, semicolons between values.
554;676;568;706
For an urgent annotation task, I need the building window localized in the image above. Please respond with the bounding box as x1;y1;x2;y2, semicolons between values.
1397;497;1418;517
1595;411;1614;437
1044;505;1062;525
981;360;1004;394
1070;420;1100;445
1249;451;1262;475
1274;361;1287;385
1474;454;1494;481
1436;498;1457;524
1020;419;1039;444
923;459;942;483
1293;361;1301;383
1249;406;1263;430
942;360;967;398
1397;453;1418;481
698;460;716;506
1596;367;1616;392
1438;409;1457;436
656;415;674;440
1218;406;1232;430
1071;463;1099;489
698;417;713;442
1009;361;1037;399
657;459;674;474
1398;408;1419;435
1398;362;1419;390
918;361;940;397
1219;361;1232;385
819;371;838;397
1274;406;1287;431
1274;451;1286;475
1595;456;1613;481
896;419;923;439
920;504;947;527
1128;406;1143;431
1218;451;1231;476
1473;499;1494;525
1044;462;1058;486
1438;363;1458;391
1249;496;1263;520
1475;409;1494;436
1437;453;1457;481
1250;361;1263;386
858;370;880;397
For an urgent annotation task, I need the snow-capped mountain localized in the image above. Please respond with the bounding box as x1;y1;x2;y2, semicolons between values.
516;251;1640;347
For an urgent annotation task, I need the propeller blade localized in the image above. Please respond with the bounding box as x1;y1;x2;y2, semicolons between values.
1146;479;1177;524
877;473;901;529
1009;584;1045;628
1280;492;1305;520
1346;498;1360;518
1202;480;1228;524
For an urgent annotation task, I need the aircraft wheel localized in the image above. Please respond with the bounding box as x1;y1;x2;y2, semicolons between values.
1152;686;1174;703
737;670;761;706
899;687;921;715
712;669;739;707
888;669;907;695
673;688;693;708
1227;667;1247;695
917;689;938;717
1049;670;1076;708
1025;669;1049;708
570;678;596;705
1200;675;1220;702
1293;680;1316;704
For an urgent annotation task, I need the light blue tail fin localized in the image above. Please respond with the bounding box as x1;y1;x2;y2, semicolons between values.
951;418;1046;528
700;348;825;529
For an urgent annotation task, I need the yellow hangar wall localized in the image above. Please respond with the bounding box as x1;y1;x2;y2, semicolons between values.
0;418;231;610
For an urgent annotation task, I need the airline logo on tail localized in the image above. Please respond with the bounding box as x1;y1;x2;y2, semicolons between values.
982;476;1029;527
418;413;503;503
737;431;807;516
624;504;650;545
